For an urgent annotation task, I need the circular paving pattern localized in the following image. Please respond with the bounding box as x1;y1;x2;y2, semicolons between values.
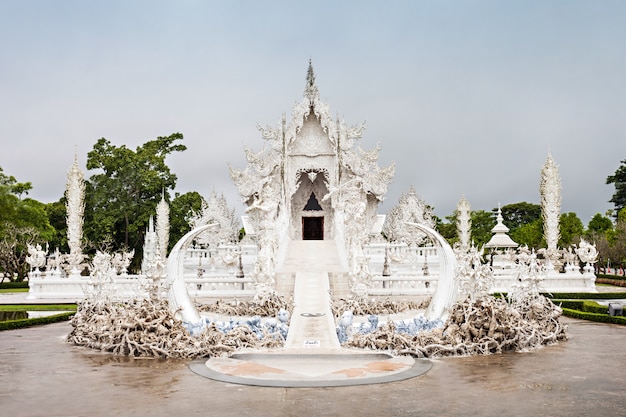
190;351;432;387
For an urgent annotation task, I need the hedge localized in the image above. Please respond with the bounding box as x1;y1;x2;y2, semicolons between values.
493;292;626;300
0;281;29;290
596;278;626;287
561;308;626;325
543;292;626;300
595;273;626;281
553;300;613;314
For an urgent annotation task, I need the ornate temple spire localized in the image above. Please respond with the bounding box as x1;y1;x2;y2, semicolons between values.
141;215;157;275
65;152;85;275
156;193;170;259
540;152;561;266
304;59;319;103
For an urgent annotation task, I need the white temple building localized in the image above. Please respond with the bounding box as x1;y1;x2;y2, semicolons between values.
27;63;597;303
228;61;395;299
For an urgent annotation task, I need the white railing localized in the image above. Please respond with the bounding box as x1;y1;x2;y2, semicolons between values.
369;275;438;296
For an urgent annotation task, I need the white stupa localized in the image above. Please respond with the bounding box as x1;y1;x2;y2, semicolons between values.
485;206;518;249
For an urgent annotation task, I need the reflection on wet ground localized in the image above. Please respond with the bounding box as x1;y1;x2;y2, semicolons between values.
0;310;73;321
0;318;624;417
0;310;28;321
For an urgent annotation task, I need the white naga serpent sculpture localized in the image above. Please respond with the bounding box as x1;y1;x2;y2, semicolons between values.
166;223;217;324
406;222;459;321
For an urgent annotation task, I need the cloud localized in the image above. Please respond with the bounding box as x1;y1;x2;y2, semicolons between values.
1;1;624;225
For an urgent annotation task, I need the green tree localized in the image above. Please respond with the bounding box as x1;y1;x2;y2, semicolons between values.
607;159;626;218
0;224;40;282
596;208;626;272
85;133;187;270
559;212;584;247
470;210;496;247
510;219;543;248
500;202;542;232
586;213;614;237
169;191;204;251
0;167;55;281
435;213;458;246
44;198;68;253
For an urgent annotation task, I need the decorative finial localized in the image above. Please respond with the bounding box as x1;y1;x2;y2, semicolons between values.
304;59;319;102
306;59;315;88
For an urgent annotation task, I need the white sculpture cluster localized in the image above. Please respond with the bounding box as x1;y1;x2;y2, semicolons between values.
575;238;599;274
456;245;494;301
86;251;116;300
510;247;547;301
25;244;46;273
111;249;134;275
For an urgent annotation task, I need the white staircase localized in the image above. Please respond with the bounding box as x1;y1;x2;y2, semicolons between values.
277;240;347;274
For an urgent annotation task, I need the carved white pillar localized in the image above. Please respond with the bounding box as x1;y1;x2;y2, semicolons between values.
540;153;561;270
456;196;472;253
65;153;85;276
156;194;170;260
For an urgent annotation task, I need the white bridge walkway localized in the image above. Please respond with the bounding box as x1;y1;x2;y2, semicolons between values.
198;239;427;387
284;271;340;350
279;240;346;351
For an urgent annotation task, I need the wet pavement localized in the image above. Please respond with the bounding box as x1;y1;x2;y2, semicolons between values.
1;317;625;417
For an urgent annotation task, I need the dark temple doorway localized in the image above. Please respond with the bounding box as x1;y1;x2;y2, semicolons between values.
302;217;324;240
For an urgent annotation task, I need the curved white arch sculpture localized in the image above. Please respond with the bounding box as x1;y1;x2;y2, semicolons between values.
406;222;459;321
166;224;216;324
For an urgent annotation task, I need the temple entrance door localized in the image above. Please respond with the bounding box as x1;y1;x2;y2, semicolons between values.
302;217;324;240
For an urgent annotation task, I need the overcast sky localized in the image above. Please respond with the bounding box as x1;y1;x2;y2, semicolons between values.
1;1;625;224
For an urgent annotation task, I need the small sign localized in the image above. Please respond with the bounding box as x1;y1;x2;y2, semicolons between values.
303;340;320;348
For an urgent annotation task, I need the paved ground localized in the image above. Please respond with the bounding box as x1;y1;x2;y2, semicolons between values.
1;317;625;417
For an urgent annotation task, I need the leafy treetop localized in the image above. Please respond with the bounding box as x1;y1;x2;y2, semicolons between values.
607;159;626;217
85;133;186;269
